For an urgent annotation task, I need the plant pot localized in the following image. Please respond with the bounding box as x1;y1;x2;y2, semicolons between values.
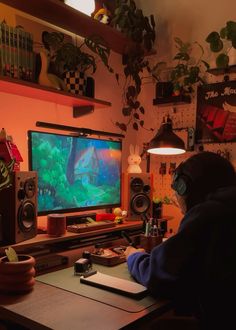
155;82;173;98
0;255;36;294
63;70;87;96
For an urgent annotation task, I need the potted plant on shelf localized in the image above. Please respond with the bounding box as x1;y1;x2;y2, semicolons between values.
151;37;209;101
205;20;236;69
39;31;113;96
110;0;156;132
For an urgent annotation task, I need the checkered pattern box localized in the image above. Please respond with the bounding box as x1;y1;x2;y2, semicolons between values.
64;70;87;96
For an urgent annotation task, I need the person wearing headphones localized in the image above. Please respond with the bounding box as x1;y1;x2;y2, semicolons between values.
124;151;236;329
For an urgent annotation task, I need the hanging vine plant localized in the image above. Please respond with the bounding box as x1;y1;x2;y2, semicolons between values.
111;0;156;132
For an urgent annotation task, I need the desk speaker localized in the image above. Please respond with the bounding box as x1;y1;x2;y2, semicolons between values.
123;173;152;220
0;171;38;244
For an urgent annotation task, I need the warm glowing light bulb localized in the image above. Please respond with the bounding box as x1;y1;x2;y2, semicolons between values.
147;147;186;155
64;0;95;16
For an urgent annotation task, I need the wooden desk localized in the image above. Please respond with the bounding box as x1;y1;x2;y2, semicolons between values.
0;264;171;330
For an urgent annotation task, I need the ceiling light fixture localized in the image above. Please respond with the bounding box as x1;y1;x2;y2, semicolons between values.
64;0;95;16
147;116;186;155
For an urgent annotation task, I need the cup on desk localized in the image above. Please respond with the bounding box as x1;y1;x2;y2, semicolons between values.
47;214;66;237
139;234;162;253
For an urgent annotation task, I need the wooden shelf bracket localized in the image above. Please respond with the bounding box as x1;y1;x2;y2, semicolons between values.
73;105;94;118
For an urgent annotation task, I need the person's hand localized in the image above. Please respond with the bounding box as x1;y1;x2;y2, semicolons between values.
124;246;145;260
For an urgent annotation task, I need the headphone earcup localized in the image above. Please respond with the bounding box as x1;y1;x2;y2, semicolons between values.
172;173;190;196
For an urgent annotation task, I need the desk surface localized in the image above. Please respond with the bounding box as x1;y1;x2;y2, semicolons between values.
0;263;171;330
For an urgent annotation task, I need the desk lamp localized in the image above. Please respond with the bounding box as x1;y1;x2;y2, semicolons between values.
147;115;186;155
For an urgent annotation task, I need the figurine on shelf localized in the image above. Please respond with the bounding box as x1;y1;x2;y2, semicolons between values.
113;207;127;224
93;4;111;24
127;144;142;173
38;48;67;91
0;128;23;171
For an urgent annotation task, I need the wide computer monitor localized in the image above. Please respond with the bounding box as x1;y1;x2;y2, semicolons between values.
28;130;122;215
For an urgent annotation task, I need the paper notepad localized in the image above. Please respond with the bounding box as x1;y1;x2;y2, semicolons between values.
80;272;147;299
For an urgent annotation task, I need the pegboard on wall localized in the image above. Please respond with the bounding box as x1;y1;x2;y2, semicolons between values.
150;84;236;201
151;100;197;200
151;152;191;201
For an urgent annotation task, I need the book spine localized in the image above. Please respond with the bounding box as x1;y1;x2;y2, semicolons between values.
1;22;6;76
17;28;23;79
9;26;15;78
29;33;34;81
21;29;26;80
5;23;10;77
12;26;18;78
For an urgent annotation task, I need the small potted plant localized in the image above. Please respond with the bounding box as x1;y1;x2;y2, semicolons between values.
205;20;236;69
0;247;36;294
151;37;209;100
40;31;113;96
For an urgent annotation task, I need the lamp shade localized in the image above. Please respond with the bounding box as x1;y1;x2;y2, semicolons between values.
147;117;186;155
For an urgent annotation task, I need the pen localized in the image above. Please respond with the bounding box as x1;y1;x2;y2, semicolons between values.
121;231;136;247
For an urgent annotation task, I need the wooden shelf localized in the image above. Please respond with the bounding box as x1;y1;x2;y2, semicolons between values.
153;94;191;106
0;76;111;110
207;65;236;76
1;0;135;55
0;221;143;252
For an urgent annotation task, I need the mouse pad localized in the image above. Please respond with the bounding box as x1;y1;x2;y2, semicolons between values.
36;263;157;313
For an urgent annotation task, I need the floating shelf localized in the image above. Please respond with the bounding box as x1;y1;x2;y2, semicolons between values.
207;65;236;76
0;76;111;114
1;0;135;55
153;95;191;106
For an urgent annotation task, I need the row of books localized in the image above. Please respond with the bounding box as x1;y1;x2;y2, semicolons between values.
0;21;34;81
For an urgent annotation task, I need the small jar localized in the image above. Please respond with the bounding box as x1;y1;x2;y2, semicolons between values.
47;214;66;237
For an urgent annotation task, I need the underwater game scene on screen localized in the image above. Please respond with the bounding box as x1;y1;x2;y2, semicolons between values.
28;131;122;214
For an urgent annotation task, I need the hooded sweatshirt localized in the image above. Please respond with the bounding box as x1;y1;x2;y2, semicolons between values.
127;186;236;324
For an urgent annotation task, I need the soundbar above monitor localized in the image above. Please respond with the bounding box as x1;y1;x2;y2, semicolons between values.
28;130;122;215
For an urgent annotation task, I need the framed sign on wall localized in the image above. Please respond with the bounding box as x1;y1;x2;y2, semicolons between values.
196;81;236;144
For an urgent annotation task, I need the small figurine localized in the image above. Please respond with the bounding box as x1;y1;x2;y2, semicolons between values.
113;207;127;224
93;4;111;24
39;48;67;91
127;144;142;173
0;128;23;171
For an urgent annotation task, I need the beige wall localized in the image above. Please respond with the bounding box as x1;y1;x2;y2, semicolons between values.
1;2;235;230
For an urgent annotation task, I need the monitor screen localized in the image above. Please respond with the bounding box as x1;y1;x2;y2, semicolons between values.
28;130;122;215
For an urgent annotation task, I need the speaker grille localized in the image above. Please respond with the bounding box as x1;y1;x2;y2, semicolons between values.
123;173;152;220
0;171;38;244
18;201;36;232
130;193;151;215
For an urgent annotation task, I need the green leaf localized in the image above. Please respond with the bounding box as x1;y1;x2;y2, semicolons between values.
220;27;227;39
139;106;145;114
140;120;144;127
122;107;132;116
116;122;127;132
5;246;18;262
134;113;140;120
216;53;229;68
226;21;236;40
206;31;220;43
134;101;140;109
210;39;223;52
